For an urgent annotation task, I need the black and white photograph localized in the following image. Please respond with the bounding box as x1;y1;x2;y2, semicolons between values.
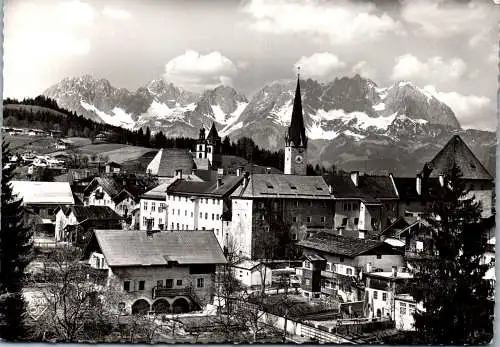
0;0;497;344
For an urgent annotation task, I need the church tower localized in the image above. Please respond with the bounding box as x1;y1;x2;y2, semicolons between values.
284;70;308;175
206;121;221;167
196;128;207;159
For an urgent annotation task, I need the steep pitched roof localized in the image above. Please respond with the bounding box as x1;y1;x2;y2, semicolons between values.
193;169;218;182
206;122;220;144
297;232;392;257
84;176;157;203
147;148;196;177
423;135;492;180
357;175;398;199
70;205;122;222
323;175;380;204
141;180;176;200
94;230;227;266
392;176;442;200
286;77;308;148
231;174;330;199
10;181;75;205
167;175;244;198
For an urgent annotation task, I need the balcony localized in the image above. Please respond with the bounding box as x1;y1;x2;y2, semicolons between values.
152;286;192;300
321;270;336;279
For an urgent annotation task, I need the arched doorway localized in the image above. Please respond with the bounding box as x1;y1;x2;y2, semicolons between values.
152;299;170;314
172;298;190;313
132;299;150;315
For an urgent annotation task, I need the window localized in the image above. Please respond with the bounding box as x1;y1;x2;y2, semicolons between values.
382;292;387;301
342;218;348;226
343;203;347;211
205;213;208;219
373;290;378;299
159;218;163;225
354;218;359;225
165;279;173;288
200;212;203;218
143;216;147;226
202;227;206;230
400;302;407;315
409;304;416;314
216;214;219;220
326;262;332;271
305;279;310;285
191;212;194;218
320;216;326;223
216;229;219;235
292;234;297;240
211;199;215;204
306;216;312;223
159;203;166;212
177;279;182;286
185;210;187;216
151;202;156;211
273;202;279;209
217;200;221;205
212;214;215;220
138;280;145;291
377;254;382;259
339;256;344;262
304;260;311;269
172;208;175;215
292;216;297;223
346;268;353;276
171;222;174;229
197;278;204;288
157;280;163;288
178;209;180;215
353;203;358;210
143;202;148;211
176;223;179;230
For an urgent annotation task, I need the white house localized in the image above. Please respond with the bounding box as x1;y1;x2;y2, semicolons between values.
393;294;424;331
139;180;176;231
232;260;272;288
166;175;243;248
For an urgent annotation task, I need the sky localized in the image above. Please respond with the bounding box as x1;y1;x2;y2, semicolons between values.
3;0;498;130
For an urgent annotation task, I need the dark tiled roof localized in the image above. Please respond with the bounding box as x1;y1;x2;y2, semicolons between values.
393;176;443;200
379;216;428;238
297;232;388;257
206;122;220;144
358;175;398;199
193;158;210;170
193;169;219;182
84;176;158;203
232;174;330;199
70;205;123;222
423;135;493;180
94;230;227;266
323;175;379;204
167;175;244;198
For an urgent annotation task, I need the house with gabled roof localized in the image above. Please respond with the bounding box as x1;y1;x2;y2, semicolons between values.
297;232;403;303
83;175;158;227
54;205;123;245
229;173;334;259
146;148;196;178
84;230;227;315
421;135;494;218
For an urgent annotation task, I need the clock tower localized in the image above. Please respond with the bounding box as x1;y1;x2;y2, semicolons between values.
284;70;308;175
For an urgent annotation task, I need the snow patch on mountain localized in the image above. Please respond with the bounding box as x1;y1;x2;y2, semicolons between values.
210;101;248;125
373;102;386;111
270;100;293;126
398;114;429;124
80;100;135;128
344;130;366;140
220;121;244;137
308;123;339;140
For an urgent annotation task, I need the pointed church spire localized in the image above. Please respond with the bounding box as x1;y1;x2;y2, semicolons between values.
287;67;307;148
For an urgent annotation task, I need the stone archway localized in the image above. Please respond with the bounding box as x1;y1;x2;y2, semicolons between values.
172;297;190;313
132;299;151;315
152;299;171;314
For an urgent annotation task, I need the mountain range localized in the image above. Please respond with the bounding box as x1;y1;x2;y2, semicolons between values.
42;74;496;177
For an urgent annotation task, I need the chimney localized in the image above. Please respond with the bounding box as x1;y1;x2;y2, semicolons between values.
266;167;271;174
236;167;242;176
350;171;359;187
438;175;444;187
366;262;372;273
416;174;422;195
217;177;223;189
358;230;365;239
175;169;183;179
392;265;398;277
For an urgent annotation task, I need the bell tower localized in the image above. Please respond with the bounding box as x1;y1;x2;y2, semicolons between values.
284;68;308;175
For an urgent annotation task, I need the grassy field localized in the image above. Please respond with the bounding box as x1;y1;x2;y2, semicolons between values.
4;134;58;154
78;144;156;164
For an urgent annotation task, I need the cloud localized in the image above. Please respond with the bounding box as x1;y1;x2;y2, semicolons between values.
293;53;346;79
241;0;400;45
424;85;494;130
391;54;467;83
102;6;132;20
351;61;377;80
401;0;491;39
164;51;239;92
57;0;95;26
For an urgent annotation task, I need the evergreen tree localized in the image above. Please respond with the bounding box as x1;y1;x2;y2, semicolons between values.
0;141;33;340
406;164;493;344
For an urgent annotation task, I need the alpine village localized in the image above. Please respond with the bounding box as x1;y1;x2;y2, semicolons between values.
1;75;495;344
